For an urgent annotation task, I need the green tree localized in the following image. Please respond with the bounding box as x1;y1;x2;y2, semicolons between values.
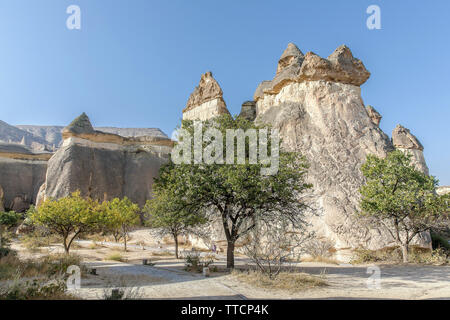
29;191;101;254
155;114;312;268
359;150;450;262
0;211;21;248
100;197;140;251
144;189;207;259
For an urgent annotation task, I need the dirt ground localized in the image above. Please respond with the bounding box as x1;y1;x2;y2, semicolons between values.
10;228;450;300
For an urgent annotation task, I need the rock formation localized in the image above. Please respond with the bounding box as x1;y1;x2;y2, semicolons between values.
182;72;230;120
254;44;370;102
392;124;429;175
37;113;173;207
366;105;382;127
238;101;257;121
252;43;430;255
0;143;50;212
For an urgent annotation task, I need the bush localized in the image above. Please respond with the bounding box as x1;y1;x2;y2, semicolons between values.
303;239;335;259
0;278;72;300
184;253;213;273
351;246;449;265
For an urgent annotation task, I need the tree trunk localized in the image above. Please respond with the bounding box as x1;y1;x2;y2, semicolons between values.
63;236;70;254
0;227;4;248
401;244;409;263
174;235;179;259
124;233;127;252
226;241;235;269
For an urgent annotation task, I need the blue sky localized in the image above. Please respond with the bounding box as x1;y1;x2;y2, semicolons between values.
0;1;449;185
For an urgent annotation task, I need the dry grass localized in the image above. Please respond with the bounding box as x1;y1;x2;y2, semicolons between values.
20;232;62;252
232;270;327;292
301;256;339;265
0;253;85;280
105;252;126;262
151;251;174;257
0;252;85;300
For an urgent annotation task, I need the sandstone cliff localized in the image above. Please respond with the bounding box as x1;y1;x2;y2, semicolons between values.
0;143;50;212
37;113;173;207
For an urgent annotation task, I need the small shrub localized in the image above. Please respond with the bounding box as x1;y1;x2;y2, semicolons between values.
184;253;213;273
303;239;335;259
102;287;142;300
106;252;126;262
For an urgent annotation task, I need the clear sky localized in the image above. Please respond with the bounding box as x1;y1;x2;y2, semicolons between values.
0;1;448;185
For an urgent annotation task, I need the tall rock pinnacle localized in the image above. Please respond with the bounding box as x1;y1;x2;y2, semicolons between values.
182;72;230;121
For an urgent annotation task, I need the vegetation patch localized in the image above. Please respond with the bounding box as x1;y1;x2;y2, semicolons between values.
351;246;449;265
0;252;85;280
232;270;327;291
105;252;126;262
0;278;75;300
184;253;214;273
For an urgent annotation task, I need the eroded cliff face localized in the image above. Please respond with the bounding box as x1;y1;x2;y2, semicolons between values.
37;113;173;207
182;72;230;121
0;143;49;212
254;44;430;252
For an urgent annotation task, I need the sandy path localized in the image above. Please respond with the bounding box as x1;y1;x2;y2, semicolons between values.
72;259;450;300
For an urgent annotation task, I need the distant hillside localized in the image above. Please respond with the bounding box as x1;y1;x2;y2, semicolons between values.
1;121;168;152
0;120;52;151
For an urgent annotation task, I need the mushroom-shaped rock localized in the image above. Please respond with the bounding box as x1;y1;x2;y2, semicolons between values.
366;106;382;127
182;72;229;121
254;43;370;101
326;45;370;86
